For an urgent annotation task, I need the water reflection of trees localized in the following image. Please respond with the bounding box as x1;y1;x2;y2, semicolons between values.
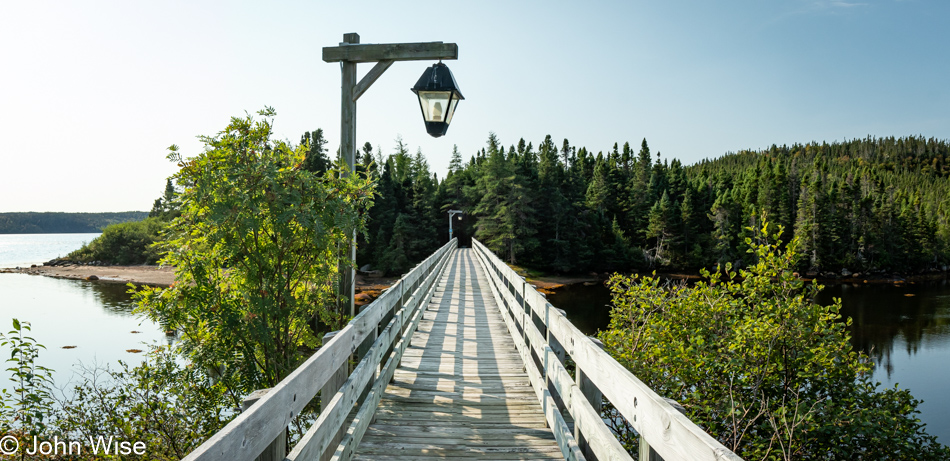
76;280;136;315
817;280;950;378
76;280;178;346
546;283;614;335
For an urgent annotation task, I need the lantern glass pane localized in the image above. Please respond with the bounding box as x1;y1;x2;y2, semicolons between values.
445;95;460;125
417;91;451;123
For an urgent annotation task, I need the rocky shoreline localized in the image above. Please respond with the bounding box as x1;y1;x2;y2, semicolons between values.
1;261;402;305
1;262;176;287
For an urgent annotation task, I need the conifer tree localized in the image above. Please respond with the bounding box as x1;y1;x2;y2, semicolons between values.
301;129;330;174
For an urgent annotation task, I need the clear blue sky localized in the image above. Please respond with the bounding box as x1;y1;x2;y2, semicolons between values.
1;1;947;212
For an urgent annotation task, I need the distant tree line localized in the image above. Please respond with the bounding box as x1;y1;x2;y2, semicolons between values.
66;180;179;265
57;132;950;275
0;211;147;234
355;134;950;275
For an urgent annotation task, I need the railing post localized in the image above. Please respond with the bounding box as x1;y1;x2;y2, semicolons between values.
541;287;552;390
319;330;348;461
242;389;287;461
395;281;406;369
639;398;687;461
575;337;605;460
546;306;568;417
356;321;378;407
521;275;530;370
551;307;567;364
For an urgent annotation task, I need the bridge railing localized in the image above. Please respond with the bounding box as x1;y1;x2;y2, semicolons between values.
183;238;458;461
471;238;743;461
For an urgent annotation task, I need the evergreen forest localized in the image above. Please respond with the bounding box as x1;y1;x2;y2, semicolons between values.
349;134;950;276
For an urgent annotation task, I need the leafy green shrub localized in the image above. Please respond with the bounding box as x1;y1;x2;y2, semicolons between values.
68;218;165;265
54;346;234;460
0;319;235;460
1;319;56;439
599;224;950;460
135;108;373;395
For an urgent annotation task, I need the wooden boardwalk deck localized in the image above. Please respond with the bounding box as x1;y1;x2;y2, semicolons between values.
185;239;743;461
354;249;564;460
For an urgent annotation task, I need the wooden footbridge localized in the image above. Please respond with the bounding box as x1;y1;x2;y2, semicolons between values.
184;239;743;461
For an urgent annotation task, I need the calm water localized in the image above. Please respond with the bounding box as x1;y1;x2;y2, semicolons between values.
548;278;950;445
0;234;166;389
0;233;100;268
816;280;950;445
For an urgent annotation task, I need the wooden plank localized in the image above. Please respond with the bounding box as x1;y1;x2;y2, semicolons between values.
373;406;549;416
542;389;585;461
569;380;631;461
360;437;559;447
353;453;563;461
393;370;531;379
241;389;286;461
355;441;563;453
386;380;532;391
369;418;550;428
365;424;556;437
318;332;347;461
542;346;575;415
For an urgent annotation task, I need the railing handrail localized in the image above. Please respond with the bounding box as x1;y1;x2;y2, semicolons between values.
471;238;743;461
183;238;458;461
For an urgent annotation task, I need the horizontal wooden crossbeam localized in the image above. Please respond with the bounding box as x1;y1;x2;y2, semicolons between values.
323;41;458;63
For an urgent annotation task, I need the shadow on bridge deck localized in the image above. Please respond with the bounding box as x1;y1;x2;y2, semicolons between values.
353;248;564;460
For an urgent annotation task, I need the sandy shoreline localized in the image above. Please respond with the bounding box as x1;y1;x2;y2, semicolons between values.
0;264;401;297
2;264;177;287
527;274;601;293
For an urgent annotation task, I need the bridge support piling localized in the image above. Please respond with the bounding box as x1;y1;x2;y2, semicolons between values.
241;389;287;461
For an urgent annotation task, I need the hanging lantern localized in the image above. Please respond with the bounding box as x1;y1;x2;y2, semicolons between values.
411;62;464;138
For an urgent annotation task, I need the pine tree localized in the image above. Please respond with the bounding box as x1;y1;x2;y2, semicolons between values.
301;129;330;174
448;144;463;172
645;192;673;267
586;156;610;215
794;172;823;270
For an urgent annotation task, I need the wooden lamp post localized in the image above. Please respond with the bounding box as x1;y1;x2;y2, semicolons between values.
447;209;463;242
323;33;460;317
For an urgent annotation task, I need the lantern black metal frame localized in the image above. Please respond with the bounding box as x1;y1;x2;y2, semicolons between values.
411;62;464;138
